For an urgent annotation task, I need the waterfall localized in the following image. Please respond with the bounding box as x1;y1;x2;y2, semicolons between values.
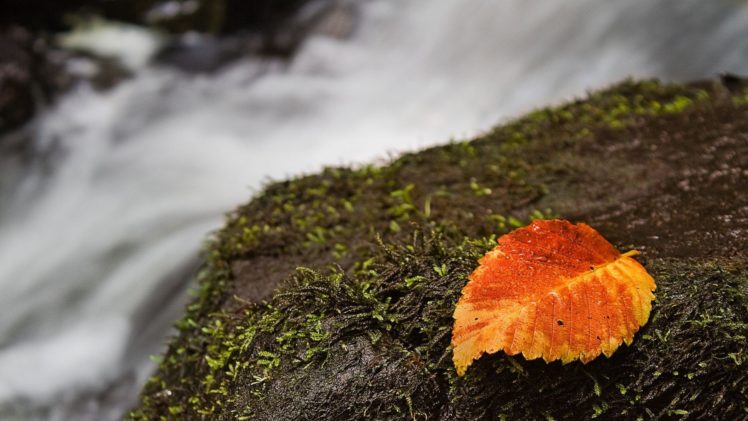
1;0;746;418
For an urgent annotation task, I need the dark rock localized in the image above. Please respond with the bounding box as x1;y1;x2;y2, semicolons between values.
141;0;226;34
254;334;441;420
220;0;350;56
3;0;355;80
720;72;748;93
0;25;41;134
2;0;333;51
154;33;263;73
1;0;162;32
0;24;130;133
132;78;748;420
155;1;359;72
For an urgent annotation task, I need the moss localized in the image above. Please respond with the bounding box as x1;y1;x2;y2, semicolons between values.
131;78;748;419
734;87;748;106
135;233;748;420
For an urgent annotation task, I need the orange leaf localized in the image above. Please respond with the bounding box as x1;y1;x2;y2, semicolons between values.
451;219;656;376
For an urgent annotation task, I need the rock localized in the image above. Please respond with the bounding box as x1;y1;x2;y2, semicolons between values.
131;78;748;420
1;0;168;32
2;0;328;61
0;24;130;139
154;33;263;73
0;23;133;129
219;0;357;56
0;23;75;169
155;1;359;72
0;26;42;134
0;23;131;208
3;0;355;79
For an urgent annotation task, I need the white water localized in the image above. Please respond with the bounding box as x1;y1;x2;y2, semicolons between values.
1;0;747;418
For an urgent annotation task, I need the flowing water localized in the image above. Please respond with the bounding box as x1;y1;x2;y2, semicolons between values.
1;0;747;419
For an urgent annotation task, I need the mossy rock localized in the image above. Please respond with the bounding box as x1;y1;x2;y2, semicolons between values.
131;77;748;420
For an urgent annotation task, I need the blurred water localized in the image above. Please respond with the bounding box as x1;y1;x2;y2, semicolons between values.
1;0;747;418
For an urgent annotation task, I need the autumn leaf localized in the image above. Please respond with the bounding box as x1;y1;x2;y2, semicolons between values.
452;219;656;376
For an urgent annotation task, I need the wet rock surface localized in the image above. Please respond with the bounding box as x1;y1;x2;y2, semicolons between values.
3;0;340;59
253;334;441;420
539;83;748;259
134;78;748;419
0;25;68;135
0;27;34;134
2;0;308;34
154;0;358;72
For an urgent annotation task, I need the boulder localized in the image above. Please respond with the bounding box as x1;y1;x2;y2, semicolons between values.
132;78;748;420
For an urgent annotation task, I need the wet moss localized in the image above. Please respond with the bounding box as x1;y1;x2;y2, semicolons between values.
131;78;748;420
734;87;748;106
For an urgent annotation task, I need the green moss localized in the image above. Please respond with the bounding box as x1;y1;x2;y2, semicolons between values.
734;87;748;106
138;236;747;419
130;79;748;419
